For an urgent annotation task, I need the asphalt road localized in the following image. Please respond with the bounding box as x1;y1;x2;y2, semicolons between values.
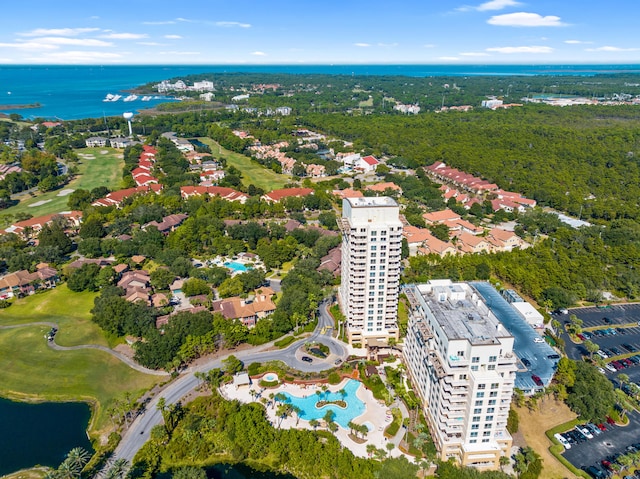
110;299;348;466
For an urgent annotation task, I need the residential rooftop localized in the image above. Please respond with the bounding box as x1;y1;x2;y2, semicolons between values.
414;281;511;345
346;196;398;208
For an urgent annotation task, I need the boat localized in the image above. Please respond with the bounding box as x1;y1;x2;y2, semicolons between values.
141;96;152;101
103;93;115;102
123;95;138;102
110;94;122;102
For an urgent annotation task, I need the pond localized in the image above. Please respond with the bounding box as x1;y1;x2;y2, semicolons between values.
0;397;92;476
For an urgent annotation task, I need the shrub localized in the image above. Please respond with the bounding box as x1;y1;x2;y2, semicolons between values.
328;372;341;385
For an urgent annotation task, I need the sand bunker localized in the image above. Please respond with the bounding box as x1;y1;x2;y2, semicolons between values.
56;189;74;197
29;200;52;207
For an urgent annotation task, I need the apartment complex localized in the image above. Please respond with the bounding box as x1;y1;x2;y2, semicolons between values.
403;280;517;470
337;197;402;347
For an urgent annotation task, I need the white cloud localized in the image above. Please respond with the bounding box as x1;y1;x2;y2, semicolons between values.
585;46;640;52
165;35;182;39
143;20;176;25
18;28;100;37
159;51;200;55
101;33;148;40
137;42;167;46
0;41;58;50
216;21;251;28
439;56;460;60
477;0;521;11
460;52;491;56
486;45;553;53
565;40;593;44
251;51;267;56
35;51;123;62
488;12;566;27
354;43;371;47
33;37;113;47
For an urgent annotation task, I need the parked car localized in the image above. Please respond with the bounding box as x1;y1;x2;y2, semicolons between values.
532;374;544;386
548;354;560;360
554;433;571;449
586;423;601;436
606;416;616;425
585;465;606;479
597;423;607;431
577;425;594;439
533;337;544;343
301;356;313;363
521;358;531;367
597;350;609;359
623;343;636;352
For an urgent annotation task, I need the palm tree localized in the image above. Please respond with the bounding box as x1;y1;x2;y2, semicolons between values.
339;388;346;401
309;419;320;430
366;444;377;458
347;420;356;437
291;405;302;425
65;447;90;472
104;459;129;479
499;455;510;472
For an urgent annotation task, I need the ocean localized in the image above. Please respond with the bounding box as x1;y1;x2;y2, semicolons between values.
1;64;639;121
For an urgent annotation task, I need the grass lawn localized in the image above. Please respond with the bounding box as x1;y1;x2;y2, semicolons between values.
0;285;161;437
516;398;578;478
0;285;109;347
197;137;289;191
0;325;160;437
0;147;124;228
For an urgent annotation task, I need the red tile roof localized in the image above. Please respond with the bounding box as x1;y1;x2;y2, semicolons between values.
361;155;379;166
263;187;314;202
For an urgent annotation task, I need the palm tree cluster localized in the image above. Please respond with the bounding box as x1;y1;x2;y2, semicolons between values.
44;447;92;479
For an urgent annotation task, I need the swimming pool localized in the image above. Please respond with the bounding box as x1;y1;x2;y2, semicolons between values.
280;379;366;429
224;261;251;273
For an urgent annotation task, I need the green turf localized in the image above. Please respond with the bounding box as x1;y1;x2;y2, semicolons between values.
0;285;161;436
0;147;124;227
197;137;289;191
0;284;107;347
0;326;160;436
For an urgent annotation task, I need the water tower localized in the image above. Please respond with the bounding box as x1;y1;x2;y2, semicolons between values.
123;112;134;137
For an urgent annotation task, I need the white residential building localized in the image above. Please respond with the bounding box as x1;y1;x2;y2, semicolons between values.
193;80;214;91
403;280;517;470
337;197;402;347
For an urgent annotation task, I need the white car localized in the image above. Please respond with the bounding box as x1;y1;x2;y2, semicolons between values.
533;337;544;343
554;433;571;449
597;350;608;359
577;426;593;439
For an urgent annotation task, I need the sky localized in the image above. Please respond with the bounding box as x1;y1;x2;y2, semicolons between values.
0;0;639;65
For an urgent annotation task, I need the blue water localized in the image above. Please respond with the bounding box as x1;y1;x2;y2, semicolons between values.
280;379;366;428
224;261;250;272
1;64;639;120
0;397;92;475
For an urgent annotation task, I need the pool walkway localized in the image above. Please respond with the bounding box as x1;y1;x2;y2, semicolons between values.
220;378;410;459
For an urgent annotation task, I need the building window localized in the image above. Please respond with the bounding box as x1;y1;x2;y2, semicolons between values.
483;431;491;437
369;272;375;277
474;408;481;414
472;416;480;422
482;439;489;443
487;407;495;413
470;439;477;444
484;423;492;429
472;357;480;363
478;384;486;390
457;351;464;357
476;392;484;398
491;383;499;389
489;356;497;362
489;392;498;397
488;365;496;371
460;374;468;380
371;246;377;251
471;424;479;430
488;400;496;405
486;415;493;421
369;279;375;284
371;231;377;236
370;259;376;264
471;366;479;371
470;432;478;438
474;400;483;406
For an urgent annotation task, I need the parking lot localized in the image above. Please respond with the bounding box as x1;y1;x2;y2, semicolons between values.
562;411;640;477
561;304;640;362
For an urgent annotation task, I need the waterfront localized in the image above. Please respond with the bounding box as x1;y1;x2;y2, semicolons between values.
1;64;639;120
0;397;92;476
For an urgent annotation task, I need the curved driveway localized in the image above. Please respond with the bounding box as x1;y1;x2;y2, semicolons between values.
112;299;348;464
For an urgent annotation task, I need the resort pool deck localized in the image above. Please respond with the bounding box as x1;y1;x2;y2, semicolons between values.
280;379;365;428
221;378;407;459
224;261;251;273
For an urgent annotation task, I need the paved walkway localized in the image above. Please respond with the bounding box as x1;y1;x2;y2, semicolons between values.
0;321;168;376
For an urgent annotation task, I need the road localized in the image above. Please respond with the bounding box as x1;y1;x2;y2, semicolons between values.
111;299;348;465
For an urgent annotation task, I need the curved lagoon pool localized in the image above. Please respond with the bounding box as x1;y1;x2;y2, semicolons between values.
280;379;365;429
224;261;251;273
